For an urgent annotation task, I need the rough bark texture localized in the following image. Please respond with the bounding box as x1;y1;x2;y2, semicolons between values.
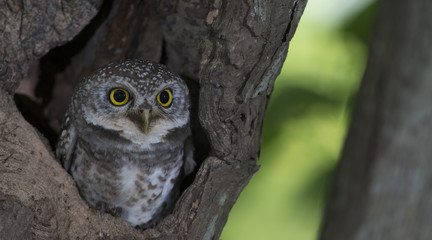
0;0;103;92
320;0;432;239
0;91;142;239
0;0;307;239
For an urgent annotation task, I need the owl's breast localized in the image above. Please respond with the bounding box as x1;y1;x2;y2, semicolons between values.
116;154;183;226
71;139;184;226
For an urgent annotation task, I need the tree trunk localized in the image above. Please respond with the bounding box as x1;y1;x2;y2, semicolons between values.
0;0;307;239
320;0;432;239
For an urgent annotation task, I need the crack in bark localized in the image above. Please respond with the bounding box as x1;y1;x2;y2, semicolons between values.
1;153;13;164
283;0;300;42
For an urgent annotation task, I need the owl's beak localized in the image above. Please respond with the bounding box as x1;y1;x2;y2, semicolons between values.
128;108;151;134
140;109;151;134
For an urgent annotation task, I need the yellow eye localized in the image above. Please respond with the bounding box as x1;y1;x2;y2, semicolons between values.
157;89;172;108
109;88;130;106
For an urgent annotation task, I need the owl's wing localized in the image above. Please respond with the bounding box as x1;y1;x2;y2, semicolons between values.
183;137;196;175
56;112;77;171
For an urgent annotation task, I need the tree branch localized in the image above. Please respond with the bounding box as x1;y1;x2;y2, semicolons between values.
320;0;432;239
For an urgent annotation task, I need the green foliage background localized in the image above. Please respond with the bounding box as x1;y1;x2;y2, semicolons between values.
221;0;377;239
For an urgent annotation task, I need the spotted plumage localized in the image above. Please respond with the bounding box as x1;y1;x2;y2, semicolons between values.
56;59;194;228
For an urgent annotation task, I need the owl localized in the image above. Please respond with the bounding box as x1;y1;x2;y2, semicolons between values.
56;59;194;228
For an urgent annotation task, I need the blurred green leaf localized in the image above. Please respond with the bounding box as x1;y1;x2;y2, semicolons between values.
341;0;379;45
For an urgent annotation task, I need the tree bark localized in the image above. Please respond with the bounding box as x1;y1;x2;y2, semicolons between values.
0;0;307;239
320;0;432;239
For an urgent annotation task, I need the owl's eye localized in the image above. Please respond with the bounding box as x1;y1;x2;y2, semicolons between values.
109;88;130;106
157;89;172;108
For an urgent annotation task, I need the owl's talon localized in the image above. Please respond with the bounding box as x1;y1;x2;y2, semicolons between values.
135;224;144;232
108;207;123;217
135;223;149;232
94;202;122;217
135;221;157;231
94;201;107;214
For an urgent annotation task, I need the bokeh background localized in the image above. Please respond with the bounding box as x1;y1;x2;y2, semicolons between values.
221;0;378;239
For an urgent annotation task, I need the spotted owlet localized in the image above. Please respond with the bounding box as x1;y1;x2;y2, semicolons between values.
56;59;194;228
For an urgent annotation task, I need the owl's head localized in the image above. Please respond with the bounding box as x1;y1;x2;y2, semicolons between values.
71;59;190;146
